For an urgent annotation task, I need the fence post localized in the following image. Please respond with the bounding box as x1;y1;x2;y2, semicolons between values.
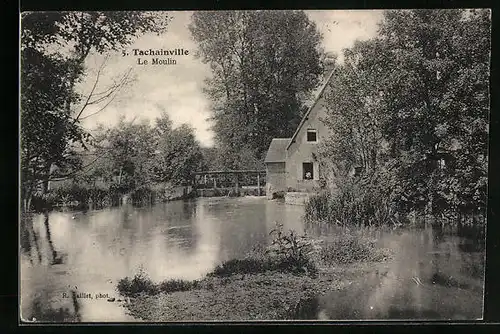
234;172;239;195
257;173;261;196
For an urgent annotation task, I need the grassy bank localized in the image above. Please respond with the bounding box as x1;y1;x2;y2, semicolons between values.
116;224;393;321
29;182;195;212
122;266;380;321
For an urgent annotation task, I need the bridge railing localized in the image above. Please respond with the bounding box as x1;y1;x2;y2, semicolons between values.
192;170;266;194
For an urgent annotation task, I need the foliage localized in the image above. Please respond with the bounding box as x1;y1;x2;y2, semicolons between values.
317;9;490;227
72;113;205;206
190;10;324;169
304;170;400;228
20;47;85;208
200;147;221;171
20;11;170;211
204;223;319;278
152;120;206;186
272;191;286;199
117;268;200;297
42;182;122;210
130;186;155;206
98;117;157;189
116;268;159;297
267;222;317;276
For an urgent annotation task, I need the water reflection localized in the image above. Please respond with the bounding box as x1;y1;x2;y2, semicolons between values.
42;212;64;265
317;225;484;320
20;197;306;322
20;198;485;322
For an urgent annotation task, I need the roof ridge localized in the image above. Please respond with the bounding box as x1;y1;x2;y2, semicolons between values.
264;138;291;163
285;69;335;150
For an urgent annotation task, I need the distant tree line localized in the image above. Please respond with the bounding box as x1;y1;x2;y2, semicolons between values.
80;113;205;191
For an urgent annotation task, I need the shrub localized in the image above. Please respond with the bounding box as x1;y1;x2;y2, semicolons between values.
116;268;158;297
304;192;332;224
130;186;155;206
267;222;318;276
44;182;124;210
207;224;319;278
272;191;285;199
117;268;202;296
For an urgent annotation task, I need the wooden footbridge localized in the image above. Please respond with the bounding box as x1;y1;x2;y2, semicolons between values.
192;170;266;196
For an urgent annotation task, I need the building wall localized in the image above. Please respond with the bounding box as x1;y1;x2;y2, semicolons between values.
265;162;286;198
285;97;329;192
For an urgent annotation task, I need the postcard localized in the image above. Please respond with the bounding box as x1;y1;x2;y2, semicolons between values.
19;9;490;323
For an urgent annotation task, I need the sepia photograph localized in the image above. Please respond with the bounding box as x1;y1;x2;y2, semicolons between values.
19;9;490;322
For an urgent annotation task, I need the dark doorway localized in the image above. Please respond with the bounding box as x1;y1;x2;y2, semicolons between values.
303;163;314;180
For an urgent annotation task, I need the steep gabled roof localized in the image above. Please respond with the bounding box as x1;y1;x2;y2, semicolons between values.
286;70;335;150
264;138;291;163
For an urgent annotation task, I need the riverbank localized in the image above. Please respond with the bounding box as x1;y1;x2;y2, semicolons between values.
117;224;395;321
122;262;389;321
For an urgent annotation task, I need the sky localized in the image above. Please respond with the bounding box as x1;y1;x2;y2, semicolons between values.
78;10;384;147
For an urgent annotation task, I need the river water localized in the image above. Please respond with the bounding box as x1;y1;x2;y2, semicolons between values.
20;197;485;322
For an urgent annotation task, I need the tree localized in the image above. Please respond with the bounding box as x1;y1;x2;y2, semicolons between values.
376;9;490;220
318;9;490;226
97;117;156;189
153;121;205;186
20;11;169;211
71;112;206;193
190;10;324;169
319;39;388;179
200;147;220;171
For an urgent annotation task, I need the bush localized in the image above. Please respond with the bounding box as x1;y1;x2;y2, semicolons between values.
130;186;155;206
267;222;318;276
116;268;158;297
207;223;318;278
304;192;332;223
272;191;285;199
117;268;201;297
45;182;124;210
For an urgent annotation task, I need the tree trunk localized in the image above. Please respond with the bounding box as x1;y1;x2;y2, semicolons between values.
118;167;123;185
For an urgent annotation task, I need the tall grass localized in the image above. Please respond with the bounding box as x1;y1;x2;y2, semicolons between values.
40;183;125;210
304;182;396;228
37;182;181;211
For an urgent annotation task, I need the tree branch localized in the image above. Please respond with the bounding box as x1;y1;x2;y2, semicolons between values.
48;150;111;181
73;56;108;123
78;68;132;121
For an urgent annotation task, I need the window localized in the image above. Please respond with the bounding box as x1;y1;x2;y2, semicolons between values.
438;158;446;170
353;166;363;177
303;162;314;180
306;129;317;142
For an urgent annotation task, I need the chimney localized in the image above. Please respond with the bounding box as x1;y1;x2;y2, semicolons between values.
323;52;336;76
